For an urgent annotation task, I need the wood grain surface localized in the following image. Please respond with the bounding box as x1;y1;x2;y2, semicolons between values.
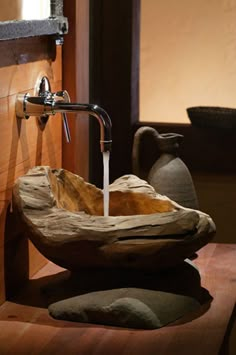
0;243;235;354
0;36;62;304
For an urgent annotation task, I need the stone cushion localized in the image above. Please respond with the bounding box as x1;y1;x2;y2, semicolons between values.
48;287;200;330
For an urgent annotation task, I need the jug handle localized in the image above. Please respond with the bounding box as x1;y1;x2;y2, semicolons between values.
132;126;159;180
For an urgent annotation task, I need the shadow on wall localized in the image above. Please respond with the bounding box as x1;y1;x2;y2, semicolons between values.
193;173;236;244
4;204;29;299
0;38;56;68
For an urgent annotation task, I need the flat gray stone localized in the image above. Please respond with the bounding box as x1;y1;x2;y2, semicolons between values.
48;287;200;329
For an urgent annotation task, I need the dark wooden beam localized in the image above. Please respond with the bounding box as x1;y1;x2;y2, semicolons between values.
89;0;140;187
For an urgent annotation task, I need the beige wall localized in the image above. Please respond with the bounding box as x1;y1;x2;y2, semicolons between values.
140;0;236;123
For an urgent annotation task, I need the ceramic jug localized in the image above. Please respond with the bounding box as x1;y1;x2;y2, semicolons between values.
132;126;199;209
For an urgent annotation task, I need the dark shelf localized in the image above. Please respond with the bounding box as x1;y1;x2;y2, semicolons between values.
0;17;68;41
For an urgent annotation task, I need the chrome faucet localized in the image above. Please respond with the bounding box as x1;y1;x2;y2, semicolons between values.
15;77;112;152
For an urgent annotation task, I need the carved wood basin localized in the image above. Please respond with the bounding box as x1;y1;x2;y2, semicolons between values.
12;166;216;271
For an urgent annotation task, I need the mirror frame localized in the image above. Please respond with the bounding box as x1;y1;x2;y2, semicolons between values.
0;0;68;41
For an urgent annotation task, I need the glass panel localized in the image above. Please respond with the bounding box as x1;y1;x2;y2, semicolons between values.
0;0;50;21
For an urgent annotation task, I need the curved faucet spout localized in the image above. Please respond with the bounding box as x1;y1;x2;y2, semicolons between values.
52;102;112;152
16;89;112;152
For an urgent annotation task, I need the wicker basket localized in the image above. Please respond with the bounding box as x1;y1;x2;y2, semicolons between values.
186;106;236;129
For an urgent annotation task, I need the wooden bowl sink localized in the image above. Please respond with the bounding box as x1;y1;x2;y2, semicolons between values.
12;166;216;271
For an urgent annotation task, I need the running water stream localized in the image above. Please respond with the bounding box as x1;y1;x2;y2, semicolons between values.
103;151;110;217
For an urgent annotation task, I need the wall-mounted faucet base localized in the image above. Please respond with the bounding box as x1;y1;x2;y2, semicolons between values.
16;76;112;152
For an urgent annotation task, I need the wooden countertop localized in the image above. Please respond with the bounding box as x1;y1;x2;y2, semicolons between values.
0;243;235;354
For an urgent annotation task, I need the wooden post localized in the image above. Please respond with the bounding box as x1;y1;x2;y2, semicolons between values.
62;0;90;180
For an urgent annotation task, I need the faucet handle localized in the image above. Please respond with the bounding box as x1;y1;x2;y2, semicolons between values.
62;113;71;143
54;91;71;143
